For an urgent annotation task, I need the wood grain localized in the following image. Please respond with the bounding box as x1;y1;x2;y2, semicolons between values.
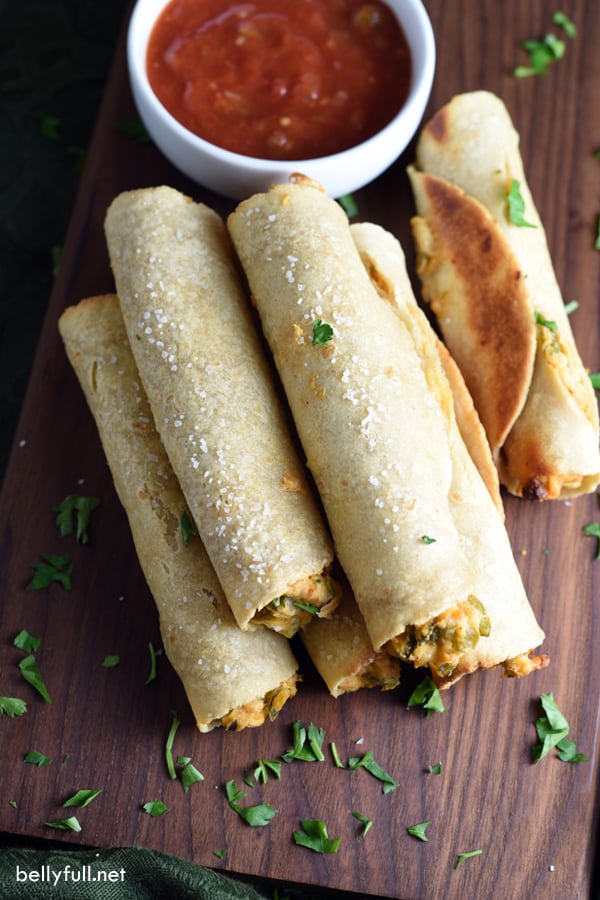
1;1;599;897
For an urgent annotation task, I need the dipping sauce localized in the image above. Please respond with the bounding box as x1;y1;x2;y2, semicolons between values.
147;0;412;160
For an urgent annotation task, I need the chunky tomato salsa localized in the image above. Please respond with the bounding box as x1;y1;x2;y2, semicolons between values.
147;0;412;160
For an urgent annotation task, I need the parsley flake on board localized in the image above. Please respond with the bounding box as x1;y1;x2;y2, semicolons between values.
506;180;536;228
142;801;168;817
407;675;446;716
0;697;27;717
532;693;588;763
13;630;41;654
583;522;600;558
146;641;159;684
563;300;579;315
337;193;359;218
595;215;600;251
101;655;120;668
253;759;282;784
590;373;600;391
26;554;73;591
176;757;204;792
165;713;181;780
24;750;52;768
282;721;326;762
553;10;576;37
18;655;51;703
54;494;100;544
311;319;334;347
352;811;373;837
293;819;341;854
45;816;81;832
428;762;443;775
225;780;277;827
347;751;398;794
454;848;483;869
64;789;102;808
407;820;431;842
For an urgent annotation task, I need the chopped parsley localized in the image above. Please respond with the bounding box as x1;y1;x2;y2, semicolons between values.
454;848;483;869
176;757;204;792
532;693;588;763
582;522;600;559
337;193;359;218
420;535;436;545
563;300;579;315
64;789;102;808
589;373;600;391
213;849;227;859
24;749;52;768
535;312;558;332
118;119;152;144
352;811;373;837
13;630;41;654
330;742;345;768
0;697;27;717
165;713;181;780
180;510;197;545
142;800;168;817
18;655;51;703
39;114;60;141
101;655;120;668
553;11;576;38
225;780;277;827
282;721;326;762
347;751;398;794
45;816;82;832
407;820;431;842
293;819;340;854
54;494;100;544
253;759;282;784
145;641;159;684
312;319;334;347
595;215;600;251
506;180;536;228
428;762;443;775
26;553;73;591
512;12;575;77
407;675;446;716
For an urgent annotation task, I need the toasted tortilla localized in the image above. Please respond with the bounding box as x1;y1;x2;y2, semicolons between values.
58;294;299;732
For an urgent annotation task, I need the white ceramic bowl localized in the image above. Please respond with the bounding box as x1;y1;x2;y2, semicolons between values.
127;0;436;200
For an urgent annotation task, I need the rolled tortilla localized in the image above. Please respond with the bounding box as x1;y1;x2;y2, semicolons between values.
58;294;299;732
408;90;600;500
228;177;546;684
300;573;400;698
104;186;339;634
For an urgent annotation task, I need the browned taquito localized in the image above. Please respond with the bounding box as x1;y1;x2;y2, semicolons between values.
228;178;546;685
409;90;600;500
300;574;400;697
104;186;339;635
58;294;299;732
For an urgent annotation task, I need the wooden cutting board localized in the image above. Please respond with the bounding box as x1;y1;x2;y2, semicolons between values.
1;2;599;897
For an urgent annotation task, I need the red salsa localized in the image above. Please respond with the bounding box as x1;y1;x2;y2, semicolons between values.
147;0;412;160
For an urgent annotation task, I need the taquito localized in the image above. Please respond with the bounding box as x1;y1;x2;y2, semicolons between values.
300;574;401;697
228;178;546;684
58;294;299;732
104;186;339;635
408;90;600;500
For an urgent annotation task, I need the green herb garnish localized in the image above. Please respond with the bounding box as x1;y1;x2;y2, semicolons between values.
176;757;205;792
532;693;587;763
407;675;446;716
282;722;326;762
312;319;334;347
54;494;100;544
553;11;576;37
13;630;41;654
146;641;158;684
40;115;60;141
253;759;282;784
337;193;359;218
180;510;197;545
142;800;168;817
45;816;81;832
0;697;27;717
24;749;52;768
18;655;51;703
595;215;600;251
535;312;558;332
26;554;73;590
352;811;373;837
428;762;443;775
582;522;600;559
292;599;320;615
420;535;436;545
407;820;431;842
225;780;277;827
347;751;398;794
101;655;120;668
454;848;483;869
63;789;102;808
330;742;345;768
213;849;227;859
119;119;152;144
293;819;341;854
506;180;536;227
590;373;600;391
165;713;181;780
563;300;579;315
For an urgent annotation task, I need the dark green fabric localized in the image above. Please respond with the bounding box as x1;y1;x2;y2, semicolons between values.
0;846;271;899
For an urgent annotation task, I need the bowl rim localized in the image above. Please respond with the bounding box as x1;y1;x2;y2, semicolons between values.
127;0;436;172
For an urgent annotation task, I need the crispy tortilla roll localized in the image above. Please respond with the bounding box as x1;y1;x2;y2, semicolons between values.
58;294;299;732
408;90;600;500
104;187;339;635
228;178;546;684
300;575;400;698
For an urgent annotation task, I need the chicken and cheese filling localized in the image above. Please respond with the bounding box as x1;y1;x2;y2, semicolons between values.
220;674;300;731
336;652;401;695
253;572;341;638
502;651;549;679
384;595;491;679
